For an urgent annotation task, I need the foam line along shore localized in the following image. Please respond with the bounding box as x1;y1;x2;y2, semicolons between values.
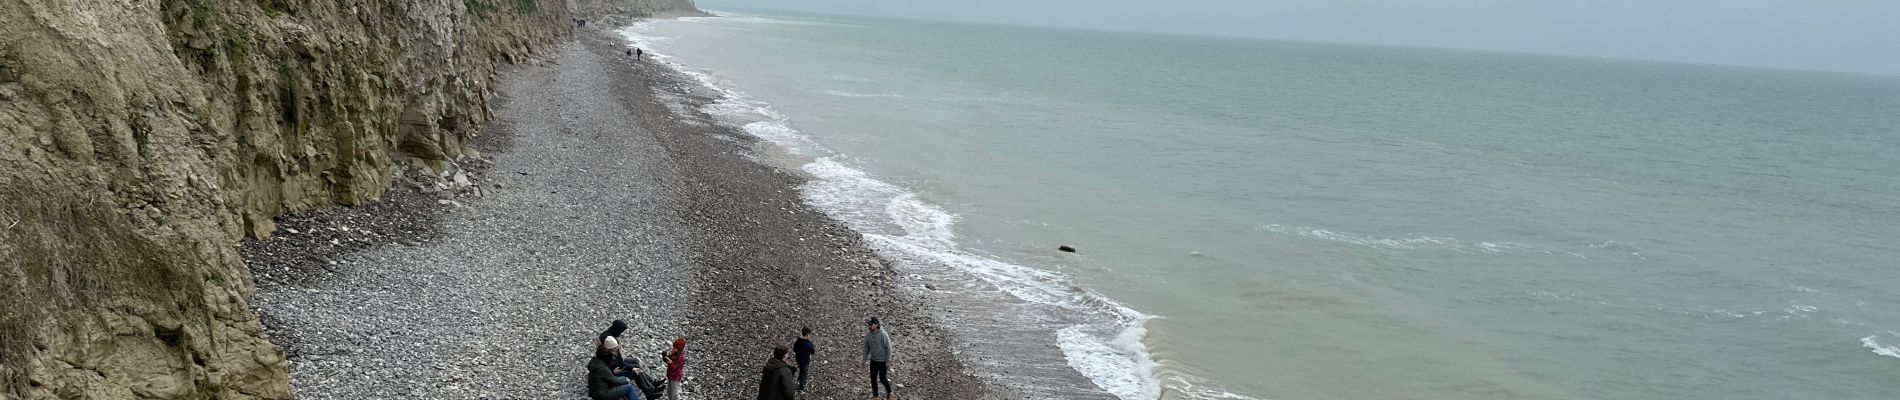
612;14;1259;400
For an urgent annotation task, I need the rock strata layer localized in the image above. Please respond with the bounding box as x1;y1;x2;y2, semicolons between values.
0;0;645;397
573;0;708;24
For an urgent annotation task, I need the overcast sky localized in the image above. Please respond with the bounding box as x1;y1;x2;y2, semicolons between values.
695;0;1900;76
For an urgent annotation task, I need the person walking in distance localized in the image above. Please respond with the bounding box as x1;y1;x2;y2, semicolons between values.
662;337;688;400
793;326;817;392
862;318;894;399
757;345;799;400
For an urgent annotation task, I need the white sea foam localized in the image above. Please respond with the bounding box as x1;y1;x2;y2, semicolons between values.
1258;223;1626;260
698;10;845;27
818;90;994;103
1060;324;1159;400
821;90;910;99
1862;333;1900;359
742;121;826;155
805;148;1164;400
825;74;884;82
619;20;1178;400
1166;375;1270;400
1259;224;1461;252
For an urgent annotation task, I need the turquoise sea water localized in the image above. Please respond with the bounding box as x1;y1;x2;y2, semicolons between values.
623;11;1900;400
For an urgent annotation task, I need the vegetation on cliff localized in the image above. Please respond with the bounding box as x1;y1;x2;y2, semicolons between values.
0;0;575;397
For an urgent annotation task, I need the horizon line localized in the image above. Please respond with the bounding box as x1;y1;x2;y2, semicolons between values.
697;6;1900;79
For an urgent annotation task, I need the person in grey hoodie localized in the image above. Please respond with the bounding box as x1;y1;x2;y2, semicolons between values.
862;317;894;399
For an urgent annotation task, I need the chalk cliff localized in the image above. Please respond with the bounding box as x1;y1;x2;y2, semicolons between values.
573;0;708;23
0;0;698;397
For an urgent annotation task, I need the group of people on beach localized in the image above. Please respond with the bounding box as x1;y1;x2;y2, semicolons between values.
587;317;898;400
589;320;683;400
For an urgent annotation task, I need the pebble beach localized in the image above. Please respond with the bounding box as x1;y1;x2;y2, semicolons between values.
244;31;989;400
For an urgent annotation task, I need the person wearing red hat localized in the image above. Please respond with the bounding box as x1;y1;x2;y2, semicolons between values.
662;337;688;400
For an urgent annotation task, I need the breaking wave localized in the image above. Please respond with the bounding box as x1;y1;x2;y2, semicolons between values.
618;20;1208;400
1863;332;1900;359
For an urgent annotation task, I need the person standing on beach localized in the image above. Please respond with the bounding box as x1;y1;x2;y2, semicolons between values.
662;337;688;400
758;345;799;400
794;326;817;392
862;318;895;399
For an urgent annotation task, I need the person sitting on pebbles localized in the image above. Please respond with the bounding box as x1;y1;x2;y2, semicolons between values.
589;337;640;400
599;320;666;399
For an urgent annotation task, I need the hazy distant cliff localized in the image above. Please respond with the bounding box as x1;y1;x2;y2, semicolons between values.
0;0;615;397
573;0;709;22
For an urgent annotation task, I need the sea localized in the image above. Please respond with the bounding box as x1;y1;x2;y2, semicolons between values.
619;10;1900;400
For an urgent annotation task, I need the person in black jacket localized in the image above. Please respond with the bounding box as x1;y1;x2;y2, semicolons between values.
793;326;816;392
599;320;629;344
758;345;798;400
600;320;666;399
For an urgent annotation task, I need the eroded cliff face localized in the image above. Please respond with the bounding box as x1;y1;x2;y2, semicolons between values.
573;0;707;22
0;1;574;398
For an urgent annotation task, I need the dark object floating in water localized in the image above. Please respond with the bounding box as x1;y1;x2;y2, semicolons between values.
1058;245;1076;253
